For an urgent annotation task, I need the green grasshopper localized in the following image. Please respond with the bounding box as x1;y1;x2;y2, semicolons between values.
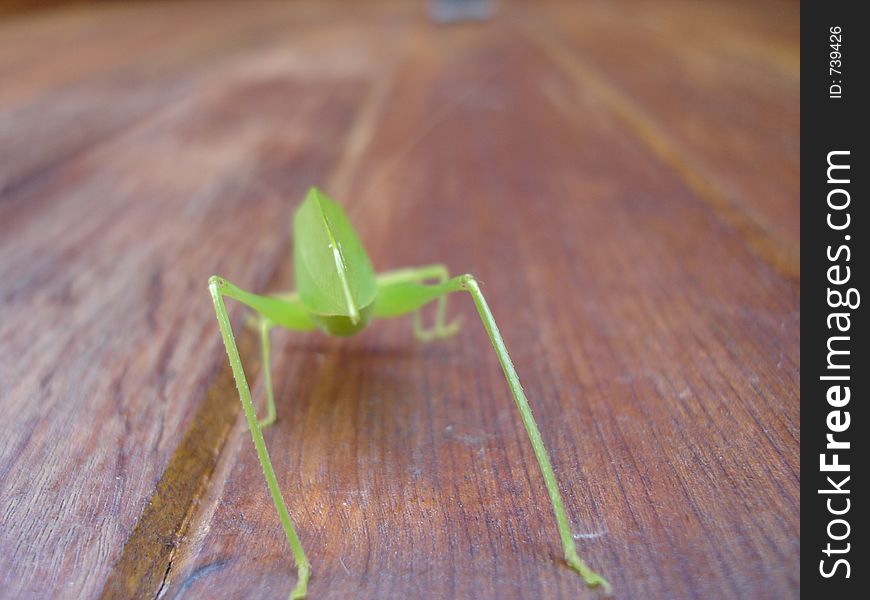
208;188;610;598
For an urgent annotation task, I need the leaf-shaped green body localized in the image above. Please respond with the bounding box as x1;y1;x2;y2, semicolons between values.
293;188;377;335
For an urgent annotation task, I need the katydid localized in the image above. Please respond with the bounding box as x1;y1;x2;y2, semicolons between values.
208;187;610;599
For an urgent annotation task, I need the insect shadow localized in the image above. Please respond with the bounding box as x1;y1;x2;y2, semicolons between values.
267;337;445;465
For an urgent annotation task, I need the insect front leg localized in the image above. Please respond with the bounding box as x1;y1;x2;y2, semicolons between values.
412;265;462;341
374;265;462;341
243;289;310;428
251;316;277;427
209;276;312;599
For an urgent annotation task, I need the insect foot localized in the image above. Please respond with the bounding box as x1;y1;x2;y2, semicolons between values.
290;563;311;599
566;549;612;596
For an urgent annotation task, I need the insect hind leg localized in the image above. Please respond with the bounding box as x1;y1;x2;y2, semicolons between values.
208;276;311;598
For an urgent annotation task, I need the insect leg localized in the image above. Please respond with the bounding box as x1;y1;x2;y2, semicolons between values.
457;274;611;593
376;273;611;592
375;265;461;341
235;286;313;428
257;316;277;427
209;276;311;599
243;313;278;427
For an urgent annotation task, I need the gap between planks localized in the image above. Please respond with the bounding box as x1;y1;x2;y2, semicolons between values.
98;319;260;599
97;55;398;600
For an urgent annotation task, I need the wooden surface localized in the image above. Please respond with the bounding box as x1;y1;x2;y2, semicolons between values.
0;1;800;599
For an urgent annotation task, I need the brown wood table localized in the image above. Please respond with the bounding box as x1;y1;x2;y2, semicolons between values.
0;1;799;598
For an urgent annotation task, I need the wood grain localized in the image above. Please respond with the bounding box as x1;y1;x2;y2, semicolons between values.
0;2;799;599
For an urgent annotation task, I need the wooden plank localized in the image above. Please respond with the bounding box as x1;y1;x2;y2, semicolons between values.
0;2;328;198
161;15;799;600
524;0;800;280
0;13;393;596
0;2;799;599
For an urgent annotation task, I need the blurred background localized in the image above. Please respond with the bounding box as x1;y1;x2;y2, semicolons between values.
0;2;799;599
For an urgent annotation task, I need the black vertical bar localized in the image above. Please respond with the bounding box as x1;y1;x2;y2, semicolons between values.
802;1;867;596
